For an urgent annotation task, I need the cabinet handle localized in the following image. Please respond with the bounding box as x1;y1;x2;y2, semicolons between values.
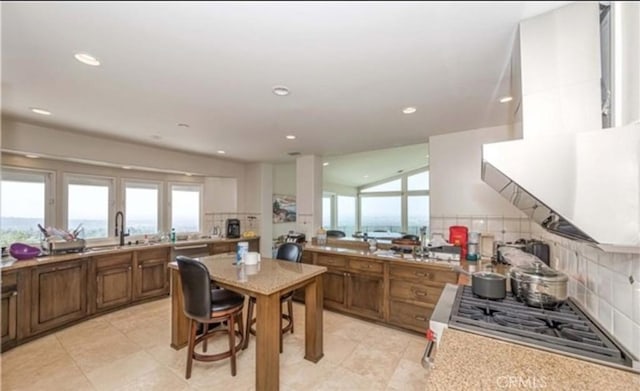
12;291;17;297
138;265;142;269
128;266;132;270
414;290;427;297
414;315;427;321
415;272;430;278
366;264;371;268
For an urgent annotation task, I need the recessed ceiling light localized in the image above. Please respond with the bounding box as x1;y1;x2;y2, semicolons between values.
286;135;296;140
363;175;369;178
272;85;290;96
30;107;51;116
151;134;162;140
177;123;190;128
323;162;329;167
185;173;192;177
74;52;100;66
499;96;513;103
122;166;131;170
25;154;40;159
402;107;417;114
217;150;226;154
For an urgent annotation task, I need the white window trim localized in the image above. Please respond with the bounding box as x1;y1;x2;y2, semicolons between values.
63;173;116;242
357;167;429;233
1;166;56;242
121;178;163;239
168;182;203;234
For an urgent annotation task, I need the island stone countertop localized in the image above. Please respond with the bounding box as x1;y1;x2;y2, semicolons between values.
426;328;639;390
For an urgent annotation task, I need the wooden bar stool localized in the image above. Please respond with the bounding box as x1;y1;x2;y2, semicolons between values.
244;243;303;352
176;256;245;378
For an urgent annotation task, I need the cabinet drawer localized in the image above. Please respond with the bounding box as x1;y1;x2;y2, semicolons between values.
137;247;169;262
316;254;347;269
389;264;457;285
1;273;17;289
210;242;236;254
349;258;383;274
389;300;433;333
389;280;443;305
94;252;132;269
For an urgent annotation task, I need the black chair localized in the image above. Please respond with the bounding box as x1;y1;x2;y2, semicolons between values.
176;256;245;378
244;243;303;352
326;230;346;238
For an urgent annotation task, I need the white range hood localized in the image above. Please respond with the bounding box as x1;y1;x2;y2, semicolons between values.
482;124;640;253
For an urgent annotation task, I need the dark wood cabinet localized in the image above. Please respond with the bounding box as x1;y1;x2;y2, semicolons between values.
94;252;133;311
1;273;18;350
346;272;383;319
321;270;347;309
30;260;88;334
209;238;259;255
387;263;457;333
293;251;313;302
134;247;170;300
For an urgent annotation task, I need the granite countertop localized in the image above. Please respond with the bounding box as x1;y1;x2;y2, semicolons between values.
0;236;259;272
304;244;462;271
427;328;639;390
167;253;327;296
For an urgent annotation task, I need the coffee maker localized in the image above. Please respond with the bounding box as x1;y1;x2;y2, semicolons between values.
226;219;241;238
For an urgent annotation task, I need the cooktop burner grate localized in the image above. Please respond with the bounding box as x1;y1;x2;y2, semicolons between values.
448;285;632;367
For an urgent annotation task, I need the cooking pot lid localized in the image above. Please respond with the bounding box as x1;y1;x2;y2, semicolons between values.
511;263;568;282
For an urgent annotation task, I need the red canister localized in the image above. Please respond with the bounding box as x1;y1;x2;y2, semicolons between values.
449;226;469;259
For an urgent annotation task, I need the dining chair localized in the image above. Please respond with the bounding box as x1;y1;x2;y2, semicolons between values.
176;256;245;378
244;243;303;352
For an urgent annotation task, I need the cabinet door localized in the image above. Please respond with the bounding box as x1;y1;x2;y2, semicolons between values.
31;260;88;334
209;242;235;255
134;248;169;300
346;272;383;319
96;264;133;311
1;288;18;348
322;270;347;310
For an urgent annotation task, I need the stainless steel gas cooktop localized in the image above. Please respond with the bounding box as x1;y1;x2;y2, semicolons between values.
448;285;637;370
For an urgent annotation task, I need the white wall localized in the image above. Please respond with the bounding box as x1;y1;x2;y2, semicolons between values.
204;177;237;214
519;2;602;137
2;118;245;178
296;155;322;240
429;124;523;219
615;2;640;126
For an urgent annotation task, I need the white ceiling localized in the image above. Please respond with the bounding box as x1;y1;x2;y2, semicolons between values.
1;1;568;170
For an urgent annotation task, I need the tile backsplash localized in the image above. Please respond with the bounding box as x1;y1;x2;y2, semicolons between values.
431;215;640;360
530;224;640;360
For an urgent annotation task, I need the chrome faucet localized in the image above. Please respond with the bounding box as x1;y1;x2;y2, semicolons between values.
115;211;129;246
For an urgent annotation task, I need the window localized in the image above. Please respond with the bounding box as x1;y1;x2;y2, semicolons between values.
360;196;401;232
1;168;52;247
322;196;332;229
170;184;202;233
360;179;401;193
357;168;429;234
337;196;356;236
124;181;160;235
66;175;114;239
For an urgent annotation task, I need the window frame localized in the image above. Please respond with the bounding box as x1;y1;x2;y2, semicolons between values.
121;178;163;238
168;182;203;234
63;173;116;242
1;166;55;245
357;167;429;234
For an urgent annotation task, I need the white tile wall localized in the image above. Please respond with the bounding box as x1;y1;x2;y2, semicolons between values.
430;215;531;243
531;225;640;359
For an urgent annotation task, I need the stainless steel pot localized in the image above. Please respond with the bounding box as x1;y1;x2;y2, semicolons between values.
472;271;507;300
510;263;568;309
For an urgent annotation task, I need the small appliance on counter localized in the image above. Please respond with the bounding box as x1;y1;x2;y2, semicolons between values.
226;219;241;239
41;238;86;255
285;232;306;243
449;225;468;260
427;245;461;262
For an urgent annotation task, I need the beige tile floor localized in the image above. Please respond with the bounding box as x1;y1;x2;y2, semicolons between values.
0;298;430;390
